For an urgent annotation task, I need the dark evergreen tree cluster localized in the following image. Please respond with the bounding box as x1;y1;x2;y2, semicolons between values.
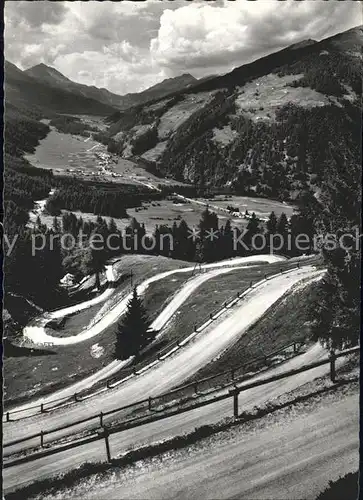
5;156;53;213
115;287;152;360
49;116;97;137
4;105;50;157
45;179;163;219
310;149;361;349
4;222;65;309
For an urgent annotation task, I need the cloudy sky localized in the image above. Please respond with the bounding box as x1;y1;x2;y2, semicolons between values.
5;0;362;95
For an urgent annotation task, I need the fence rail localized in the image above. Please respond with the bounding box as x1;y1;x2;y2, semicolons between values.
3;338;306;448
4;262;311;421
3;346;359;468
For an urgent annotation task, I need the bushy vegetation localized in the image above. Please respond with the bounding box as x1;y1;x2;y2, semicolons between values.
278;50;362;96
4;105;50;157
131;126;158;156
316;472;359;500
310;150;361;350
45;179;163;218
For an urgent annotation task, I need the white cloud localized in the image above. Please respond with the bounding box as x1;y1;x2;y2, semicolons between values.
150;0;361;75
5;0;362;95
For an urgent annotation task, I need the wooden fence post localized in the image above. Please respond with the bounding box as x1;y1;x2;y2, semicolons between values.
330;349;336;383
103;427;112;462
194;382;198;394
233;391;239;418
148;396;152;411
250;281;253;287
100;412;103;427
74;393;78;402
229;388;239;418
6;412;10;422
40;431;44;448
40;403;45;413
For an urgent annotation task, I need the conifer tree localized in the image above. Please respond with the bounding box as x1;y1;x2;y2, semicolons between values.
198;206;219;262
243;212;261;253
276;213;289;254
115;287;151;360
266;211;278;236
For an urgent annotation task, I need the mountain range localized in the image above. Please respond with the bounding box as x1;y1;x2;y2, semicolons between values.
6;61;199;115
100;25;362;200
5;25;362;201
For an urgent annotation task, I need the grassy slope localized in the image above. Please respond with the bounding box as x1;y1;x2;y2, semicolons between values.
187;268;321;383
163;256;320;348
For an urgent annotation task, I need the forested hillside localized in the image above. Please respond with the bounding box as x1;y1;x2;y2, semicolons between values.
25;63;197;111
100;26;362;202
5;61;116;116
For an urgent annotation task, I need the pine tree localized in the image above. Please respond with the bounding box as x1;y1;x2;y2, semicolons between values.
266;211;278;235
108;218;118;234
52;216;61;233
243;212;261;253
176;219;195;261
115;287;151;360
220;219;234;259
198;206;219;262
310;150;360;349
276;213;289;254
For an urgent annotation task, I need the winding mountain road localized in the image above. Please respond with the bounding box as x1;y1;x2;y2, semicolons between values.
82;392;358;500
22;255;285;346
4;262;348;498
9;261;260;418
5;266;322;449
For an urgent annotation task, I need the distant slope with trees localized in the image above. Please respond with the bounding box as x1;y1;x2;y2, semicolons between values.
99;26;362;203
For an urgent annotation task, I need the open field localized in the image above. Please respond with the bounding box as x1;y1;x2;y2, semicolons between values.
194;194;295;219
234;73;332;123
24;128;103;173
25;125;296;234
30;197;253;234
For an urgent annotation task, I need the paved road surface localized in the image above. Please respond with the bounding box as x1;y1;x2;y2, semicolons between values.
5;268;325;453
23;264;117;345
23;255;285;346
82;393;358;500
3;344;354;493
8;263;255;417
